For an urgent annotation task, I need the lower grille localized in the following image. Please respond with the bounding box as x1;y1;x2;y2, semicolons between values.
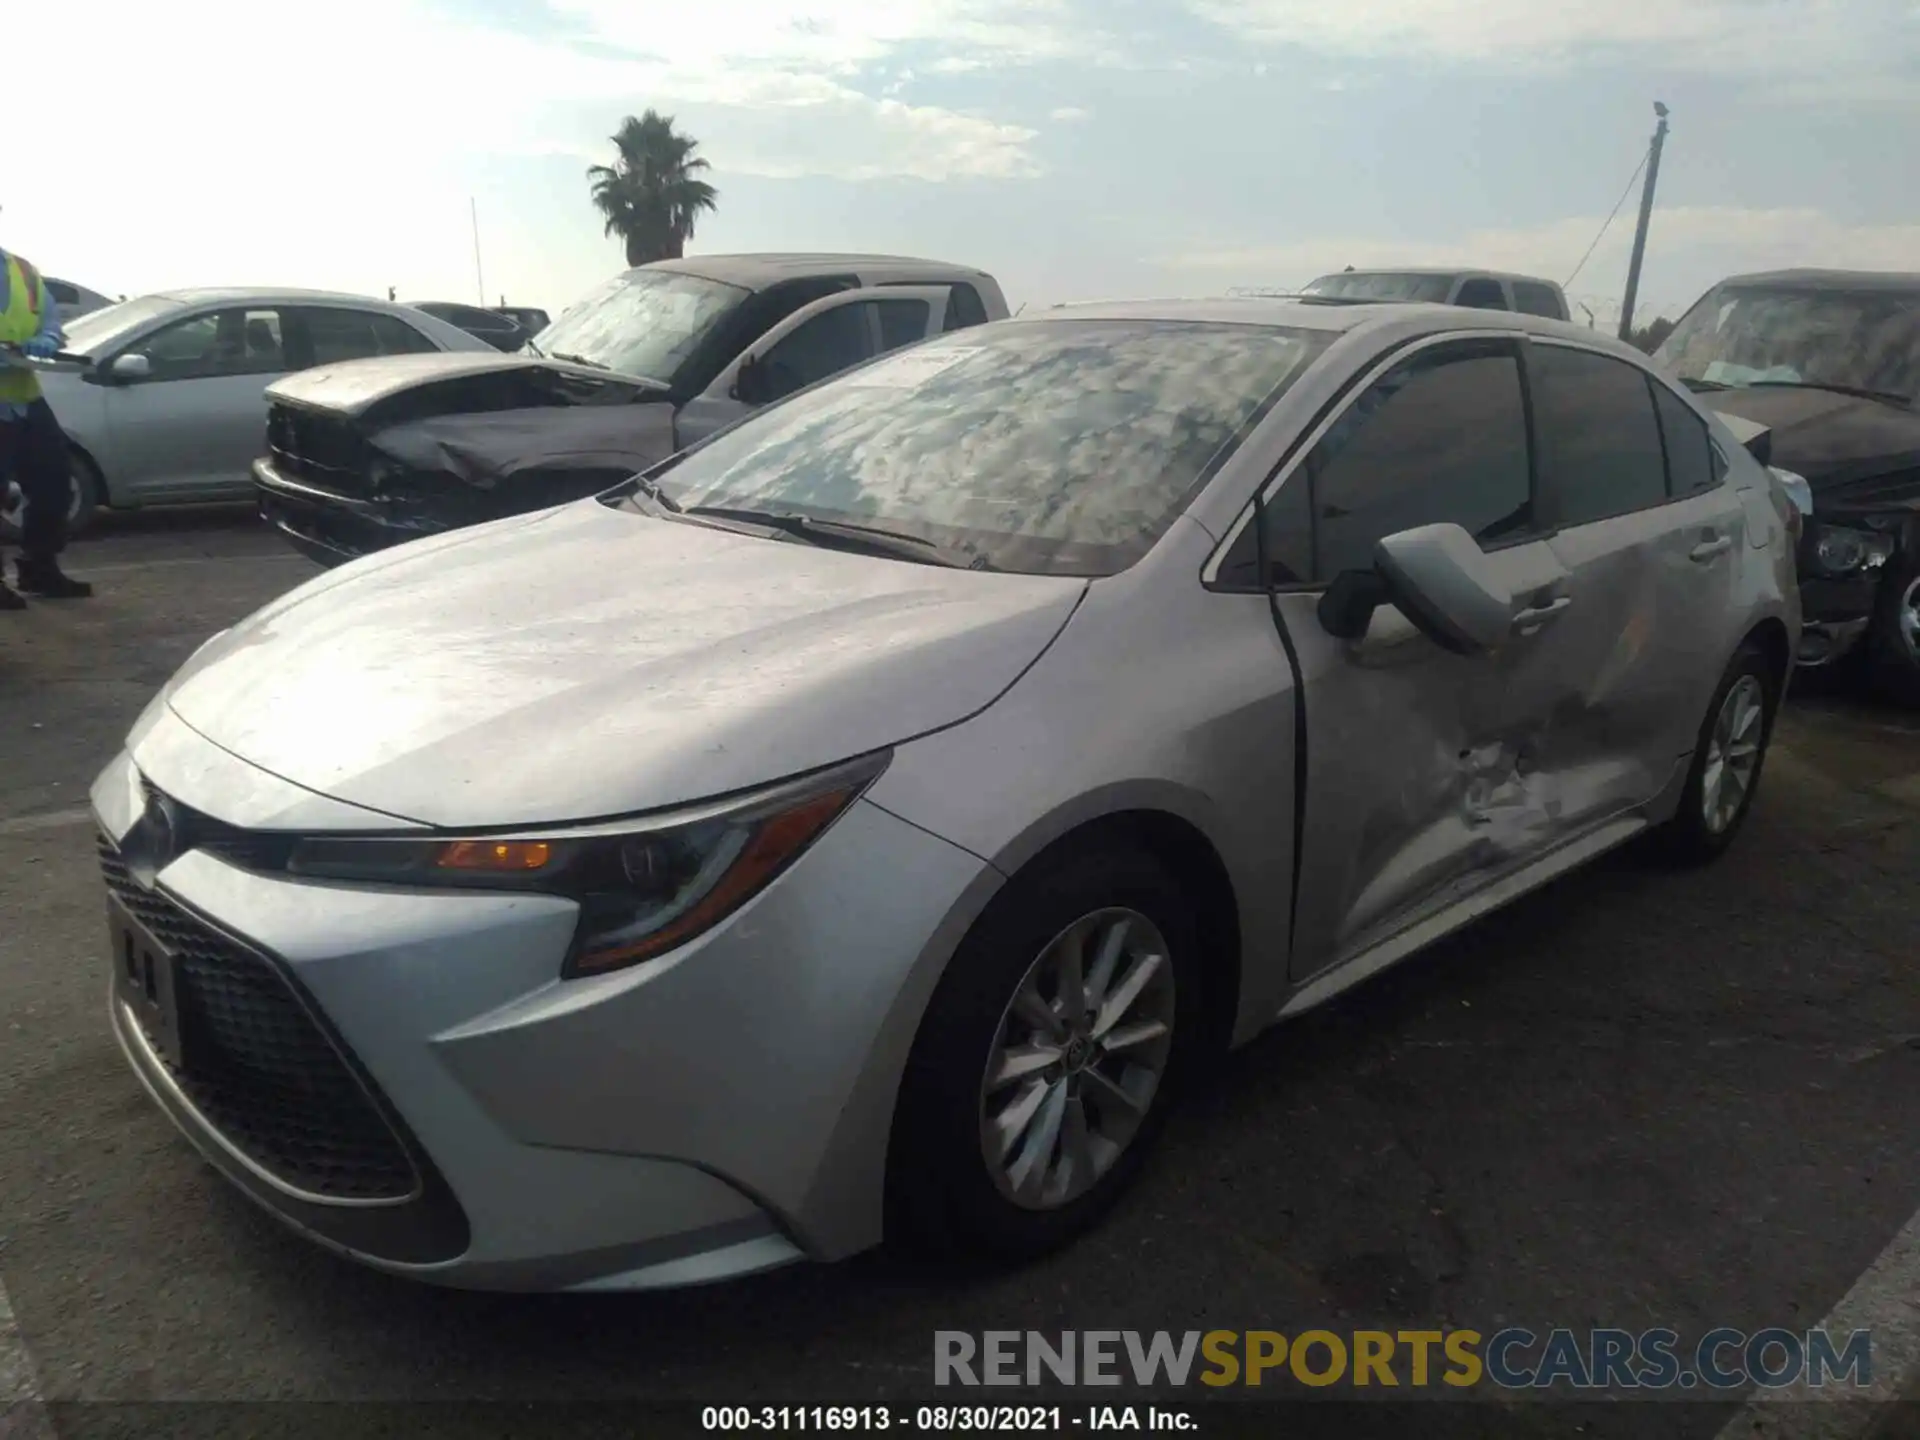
101;838;418;1203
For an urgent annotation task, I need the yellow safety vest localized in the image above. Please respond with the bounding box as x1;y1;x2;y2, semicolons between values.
0;252;48;405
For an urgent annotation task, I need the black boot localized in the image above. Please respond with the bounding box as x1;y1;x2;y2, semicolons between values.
15;556;92;599
0;574;23;610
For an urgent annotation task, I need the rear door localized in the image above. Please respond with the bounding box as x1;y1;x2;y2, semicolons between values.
1225;335;1580;979
676;287;949;447
97;306;291;500
1523;340;1752;819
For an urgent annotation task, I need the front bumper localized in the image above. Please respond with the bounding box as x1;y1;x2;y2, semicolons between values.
91;736;996;1290
253;459;431;569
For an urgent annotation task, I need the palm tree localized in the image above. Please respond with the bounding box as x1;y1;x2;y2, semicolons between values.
588;111;719;267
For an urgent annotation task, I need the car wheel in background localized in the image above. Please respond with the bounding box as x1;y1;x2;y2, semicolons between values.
0;448;102;543
1645;637;1782;866
887;843;1204;1263
1866;557;1920;707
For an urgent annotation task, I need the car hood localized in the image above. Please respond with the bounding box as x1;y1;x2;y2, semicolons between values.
265;352;668;420
1703;388;1920;513
161;501;1087;828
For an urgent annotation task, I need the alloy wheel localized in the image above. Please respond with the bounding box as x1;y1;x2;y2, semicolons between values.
978;907;1176;1212
1897;574;1920;662
1701;674;1766;835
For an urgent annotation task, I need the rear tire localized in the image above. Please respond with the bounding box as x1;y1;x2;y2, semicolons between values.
1645;638;1780;866
886;844;1204;1264
1866;558;1920;708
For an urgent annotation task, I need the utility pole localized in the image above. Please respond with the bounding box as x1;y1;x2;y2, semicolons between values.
1617;101;1669;342
470;197;486;306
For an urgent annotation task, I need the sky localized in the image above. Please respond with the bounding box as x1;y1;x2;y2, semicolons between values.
11;0;1920;329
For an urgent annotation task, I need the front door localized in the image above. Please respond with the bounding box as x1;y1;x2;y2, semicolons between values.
100;306;289;500
675;286;950;448
1250;336;1584;980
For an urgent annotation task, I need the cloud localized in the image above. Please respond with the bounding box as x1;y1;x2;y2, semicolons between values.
1049;106;1093;122
1162;206;1920;319
1185;0;1920;89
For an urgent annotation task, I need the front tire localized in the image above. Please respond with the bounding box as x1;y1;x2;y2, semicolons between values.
887;844;1204;1263
1866;558;1920;707
0;448;102;543
1646;638;1781;866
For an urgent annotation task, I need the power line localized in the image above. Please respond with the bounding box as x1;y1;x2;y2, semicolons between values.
1564;142;1652;289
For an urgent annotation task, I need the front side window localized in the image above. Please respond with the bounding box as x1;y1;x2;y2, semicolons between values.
1530;345;1668;526
758;303;875;402
130;307;285;379
1308;344;1533;579
1513;282;1566;319
530;269;748;385
1453;278;1509;310
652;319;1334;576
1654;283;1920;404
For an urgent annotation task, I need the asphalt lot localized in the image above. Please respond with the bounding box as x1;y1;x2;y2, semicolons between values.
2;508;1918;1438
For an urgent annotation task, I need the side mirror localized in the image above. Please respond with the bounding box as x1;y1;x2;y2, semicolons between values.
1371;523;1513;655
108;352;152;381
733;355;770;406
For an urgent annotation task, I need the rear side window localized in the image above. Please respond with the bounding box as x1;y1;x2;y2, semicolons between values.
301;308;438;366
1650;383;1717;497
944;283;990;331
1530;345;1669;525
1454;278;1509;310
1309;344;1533;579
1513;282;1566;319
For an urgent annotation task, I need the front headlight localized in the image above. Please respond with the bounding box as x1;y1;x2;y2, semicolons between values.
1807;523;1895;578
286;752;888;977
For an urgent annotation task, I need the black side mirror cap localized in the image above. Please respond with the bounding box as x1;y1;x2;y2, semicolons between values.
1316;568;1392;640
733;356;769;405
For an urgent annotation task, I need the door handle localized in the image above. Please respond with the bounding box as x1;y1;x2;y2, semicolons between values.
1690;535;1733;562
1512;596;1571;633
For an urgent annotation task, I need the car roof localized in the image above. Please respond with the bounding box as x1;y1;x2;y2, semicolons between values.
641;253;995;289
1314;267;1567;289
150;286;418;310
1014;296;1643;352
1716;268;1920;292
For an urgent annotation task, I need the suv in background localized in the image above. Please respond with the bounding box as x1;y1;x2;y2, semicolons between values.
255;252;1009;565
1303;268;1572;321
46;277;116;321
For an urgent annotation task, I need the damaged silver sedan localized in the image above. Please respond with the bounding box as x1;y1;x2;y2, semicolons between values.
100;299;1799;1287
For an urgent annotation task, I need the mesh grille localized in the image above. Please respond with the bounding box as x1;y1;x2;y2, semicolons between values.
102;836;418;1203
266;403;371;494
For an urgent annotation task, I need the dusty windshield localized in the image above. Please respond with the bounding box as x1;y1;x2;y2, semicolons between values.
58;296;187;356
654;318;1334;576
528;270;747;385
1304;272;1453;303
1654;284;1920;403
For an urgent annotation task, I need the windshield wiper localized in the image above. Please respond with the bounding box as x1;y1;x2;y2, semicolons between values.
551;350;610;371
682;504;984;568
1745;379;1912;408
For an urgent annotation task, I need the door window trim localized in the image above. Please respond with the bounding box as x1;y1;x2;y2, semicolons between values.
1201;328;1542;593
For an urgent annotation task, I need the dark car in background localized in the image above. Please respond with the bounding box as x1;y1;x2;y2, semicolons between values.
1655;269;1920;701
254;253;1007;566
493;305;550;336
411;301;529;352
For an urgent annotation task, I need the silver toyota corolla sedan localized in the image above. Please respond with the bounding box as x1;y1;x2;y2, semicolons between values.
91;299;1801;1292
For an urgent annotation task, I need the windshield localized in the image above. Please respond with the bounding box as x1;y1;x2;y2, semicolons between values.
1304;272;1453;303
58;295;187;355
525;269;747;383
651;318;1334;576
1654;283;1920;403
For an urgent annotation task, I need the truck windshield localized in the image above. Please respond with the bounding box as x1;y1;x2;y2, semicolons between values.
1655;283;1920;405
1304;273;1453;303
526;270;747;386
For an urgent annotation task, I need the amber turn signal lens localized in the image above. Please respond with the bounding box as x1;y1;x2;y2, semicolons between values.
436;840;554;872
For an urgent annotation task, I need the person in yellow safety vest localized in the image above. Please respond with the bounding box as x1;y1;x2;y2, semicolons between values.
0;243;92;607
